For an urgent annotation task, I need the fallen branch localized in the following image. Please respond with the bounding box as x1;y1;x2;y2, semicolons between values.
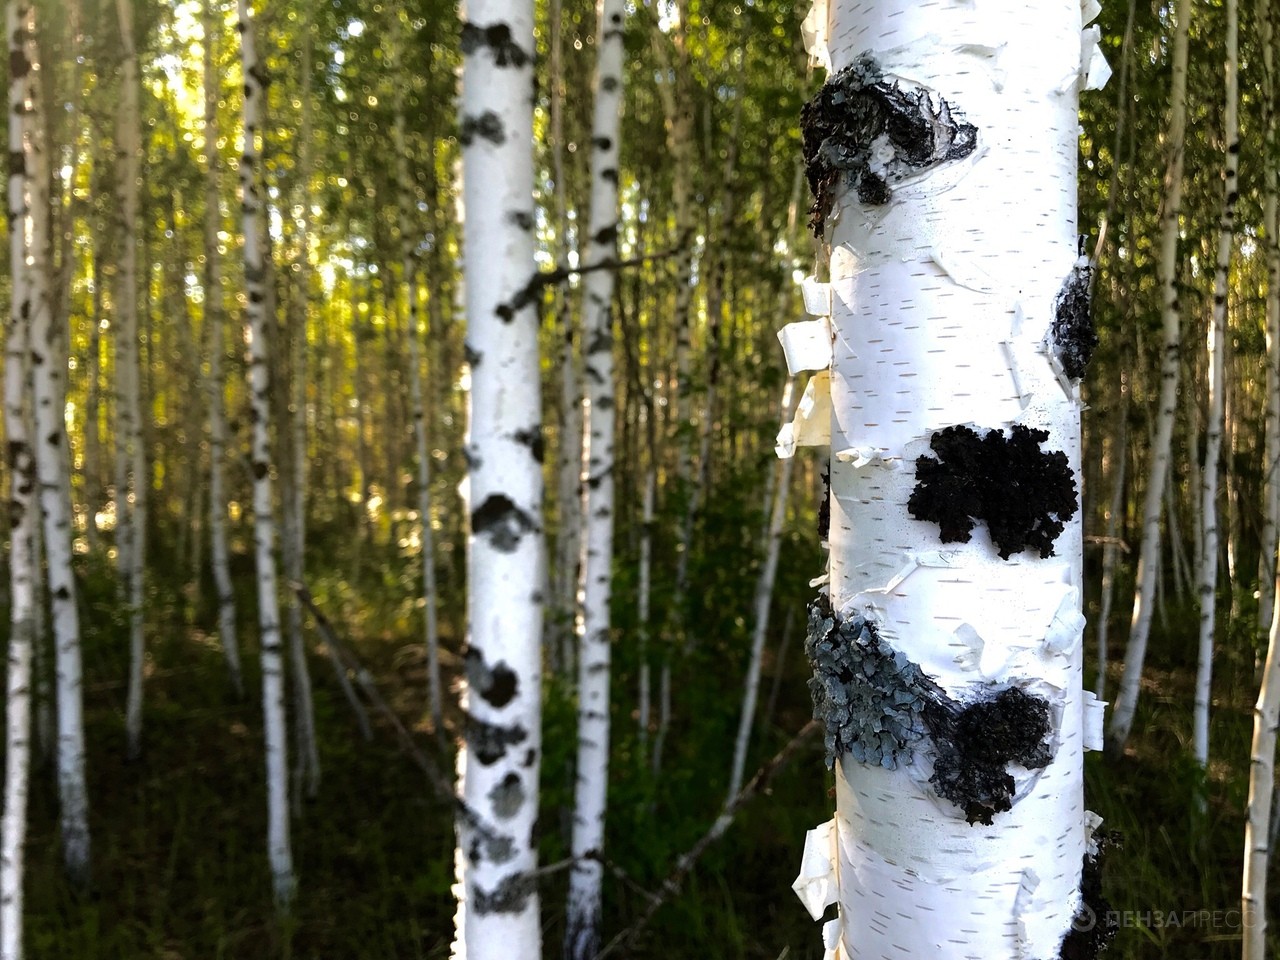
593;719;821;960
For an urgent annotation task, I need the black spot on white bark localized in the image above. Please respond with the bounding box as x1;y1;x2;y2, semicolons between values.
465;647;519;708
1050;259;1097;380
800;53;977;236
472;871;534;914
908;424;1078;559
471;494;537;551
465;711;528;766
1059;833;1120;959
460;111;506;146
512;426;544;463
460;22;532;68
488;772;526;819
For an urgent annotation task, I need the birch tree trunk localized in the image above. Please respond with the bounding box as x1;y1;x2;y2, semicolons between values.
453;0;543;951
1193;0;1238;770
238;0;295;910
21;0;91;887
564;0;625;953
115;0;148;762
790;1;1107;955
726;376;797;802
1260;0;1280;662
1107;0;1190;753
283;4;320;807
394;50;443;734
204;0;243;698
3;2;38;947
1244;569;1280;960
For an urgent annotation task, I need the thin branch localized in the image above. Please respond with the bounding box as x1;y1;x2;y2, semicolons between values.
496;247;682;322
593;720;822;960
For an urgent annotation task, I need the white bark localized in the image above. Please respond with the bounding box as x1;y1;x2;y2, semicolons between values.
564;0;625;953
116;0;148;762
1108;0;1190;753
1096;380;1127;702
1244;569;1280;960
21;0;91;887
394;69;443;734
3;3;37;949
637;461;654;756
452;0;543;951
726;376;797;802
238;0;294;910
284;4;319;807
793;0;1100;955
1193;0;1237;770
204;0;242;698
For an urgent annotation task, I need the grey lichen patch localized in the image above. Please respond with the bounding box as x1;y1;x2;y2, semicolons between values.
800;52;977;236
1050;258;1097;380
805;599;1057;824
465;711;528;766
804;598;937;770
465;647;519;708
468;830;517;866
459;111;506;146
472;871;534;915
908;424;1078;559
488;772;527;820
459;22;531;68
923;686;1053;825
471;494;537;552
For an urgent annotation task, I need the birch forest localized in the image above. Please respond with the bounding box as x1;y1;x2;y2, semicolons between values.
7;0;1280;956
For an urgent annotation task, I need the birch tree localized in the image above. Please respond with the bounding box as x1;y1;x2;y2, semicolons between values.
1260;0;1280;663
204;0;243;697
3;1;38;948
564;0;625;953
1193;0;1238;771
1107;0;1191;753
238;0;294;909
393;26;443;734
1244;567;1280;960
453;0;543;951
787;0;1109;955
116;0;148;762
22;0;91;887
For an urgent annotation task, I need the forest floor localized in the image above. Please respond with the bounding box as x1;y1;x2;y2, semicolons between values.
17;548;1276;959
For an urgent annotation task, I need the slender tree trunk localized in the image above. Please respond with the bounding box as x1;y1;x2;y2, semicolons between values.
204;0;243;698
1261;0;1280;661
726;376;797;802
1107;0;1190;753
453;0;543;951
1244;566;1280;960
1193;0;1238;771
394;49;443;735
115;0;148;762
792;1;1103;955
1096;377;1128;701
564;0;625;953
283;3;320;807
23;0;91;887
238;0;294;910
3;3;38;947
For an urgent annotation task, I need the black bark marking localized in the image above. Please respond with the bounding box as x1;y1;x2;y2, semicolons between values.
508;209;534;230
593;136;613;151
908;424;1077;559
472;871;534;914
488;772;526;819
818;463;831;541
460;111;506;146
465;711;528;766
1059;833;1120;959
460;22;532;68
512;426;544;463
805;598;1056;825
465;344;483;367
471;494;537;551
601;76;618;93
800;53;977;236
1050;258;1097;380
465;647;520;708
592;224;618;248
252;461;269;480
924;686;1052;825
